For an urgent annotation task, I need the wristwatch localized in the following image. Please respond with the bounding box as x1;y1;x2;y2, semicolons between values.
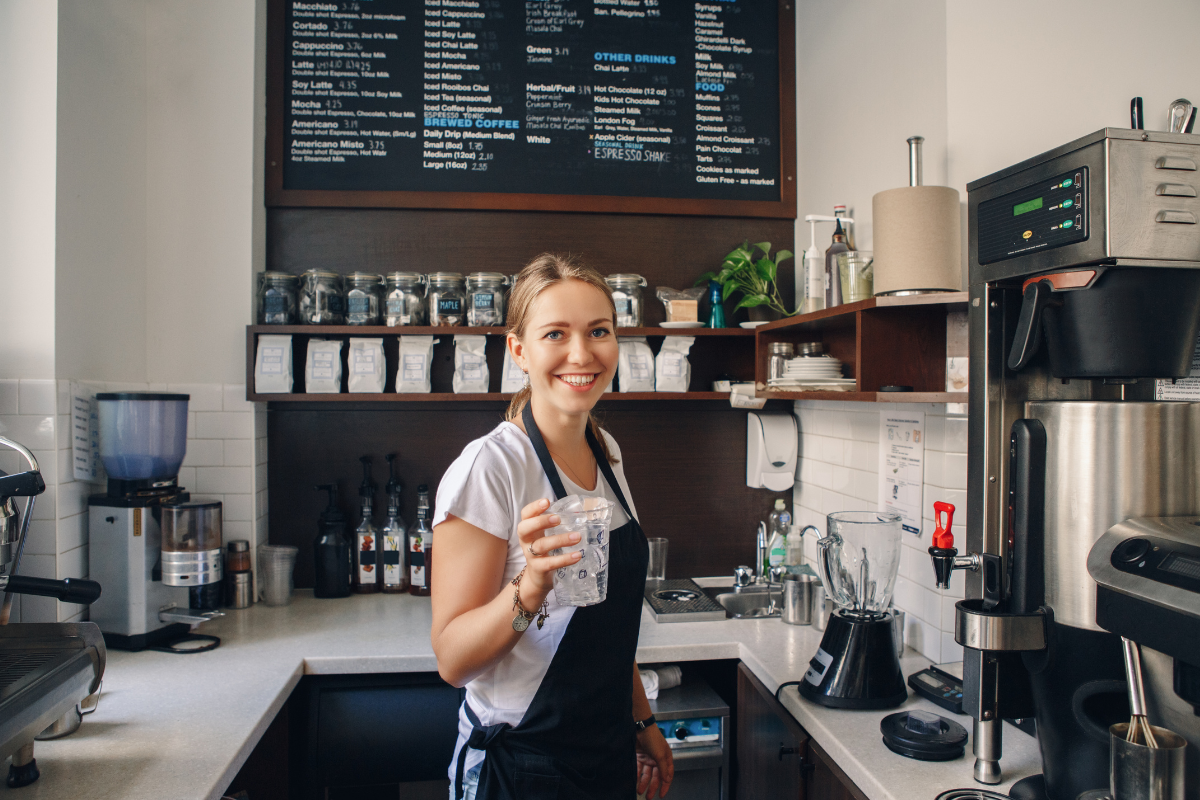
634;715;657;733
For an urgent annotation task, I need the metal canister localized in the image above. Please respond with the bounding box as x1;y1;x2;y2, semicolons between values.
781;573;818;625
227;571;253;609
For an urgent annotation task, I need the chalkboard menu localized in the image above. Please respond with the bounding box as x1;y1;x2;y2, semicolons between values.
266;0;795;216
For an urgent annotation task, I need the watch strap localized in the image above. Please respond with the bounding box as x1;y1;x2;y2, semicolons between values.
634;714;657;733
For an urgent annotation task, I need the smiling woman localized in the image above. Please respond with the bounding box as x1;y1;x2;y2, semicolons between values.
430;254;674;800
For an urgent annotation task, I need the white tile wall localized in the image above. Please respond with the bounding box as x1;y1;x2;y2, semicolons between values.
0;380;264;623
792;399;969;664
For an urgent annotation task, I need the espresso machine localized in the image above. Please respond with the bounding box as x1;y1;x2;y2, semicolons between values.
89;393;223;652
928;128;1200;799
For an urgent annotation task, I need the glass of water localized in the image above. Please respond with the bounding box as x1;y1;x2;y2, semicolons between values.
546;495;615;607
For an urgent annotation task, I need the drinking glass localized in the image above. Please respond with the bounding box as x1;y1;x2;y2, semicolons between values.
545;495;615;607
258;544;298;606
647;538;668;581
837;252;874;303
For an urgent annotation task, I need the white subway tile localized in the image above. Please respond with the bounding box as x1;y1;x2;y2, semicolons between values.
182;439;224;468
910;616;942;662
58;448;74;484
18;380;56;415
195;466;253;495
923;414;945;451
167;384;223;412
0;447;19;475
19;519;56;556
254;407;267;438
31;449;55;486
31;485;56;521
941;594;960;630
21;594;56;623
0;381;18;415
255;515;269;543
0;415;56;450
195;411;253;440
104;382;150;393
255;463;268;486
849;411;877;442
829;411;852;440
892;576;920;617
940;632;963;663
223;384;252;411
854;469;878;504
898;546;929;585
56;380;71;415
21;553;55;579
817;436;844;466
177;467;197;489
255;437;268;466
921;587;942;629
848;440;878;472
225;520;252;541
57;512;87;554
830;465;853;494
942;453;968;490
57;480;90;519
223;493;253;522
223;439;254;467
256;488;269;518
944;416;968;454
923;452;943;488
948;567;966;596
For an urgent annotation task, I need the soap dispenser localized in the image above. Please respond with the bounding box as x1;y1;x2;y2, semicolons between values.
353;456;380;594
746;411;798;491
313;483;351;598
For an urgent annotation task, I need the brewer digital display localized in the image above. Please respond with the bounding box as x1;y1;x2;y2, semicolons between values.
977;167;1088;265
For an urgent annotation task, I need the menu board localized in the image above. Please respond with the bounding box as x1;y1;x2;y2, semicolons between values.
268;0;793;215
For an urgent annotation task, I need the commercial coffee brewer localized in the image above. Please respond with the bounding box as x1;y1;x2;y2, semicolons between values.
89;393;223;652
929;128;1200;799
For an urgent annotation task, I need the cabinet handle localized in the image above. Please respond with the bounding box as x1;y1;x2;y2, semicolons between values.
778;744;800;761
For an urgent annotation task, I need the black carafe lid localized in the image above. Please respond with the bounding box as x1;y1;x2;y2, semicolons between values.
880;711;967;761
315;483;345;525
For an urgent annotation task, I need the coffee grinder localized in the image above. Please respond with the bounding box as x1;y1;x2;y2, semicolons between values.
89;393;223;651
929;128;1200;799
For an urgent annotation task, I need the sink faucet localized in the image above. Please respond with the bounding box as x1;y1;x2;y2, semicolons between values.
755;522;767;583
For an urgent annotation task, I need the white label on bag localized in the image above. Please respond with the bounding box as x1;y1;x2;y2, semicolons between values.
629;354;651;379
803;647;834;686
352;350;376;374
403;354;426;382
662;352;684;377
261;346;285;375
312;351;335;379
461;354;485;380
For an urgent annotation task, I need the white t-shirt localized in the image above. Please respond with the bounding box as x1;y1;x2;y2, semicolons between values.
433;420;639;779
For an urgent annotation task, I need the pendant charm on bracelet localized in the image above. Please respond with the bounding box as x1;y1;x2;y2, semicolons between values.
512;614;531;632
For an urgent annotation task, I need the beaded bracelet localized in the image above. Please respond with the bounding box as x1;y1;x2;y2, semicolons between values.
511;566;550;632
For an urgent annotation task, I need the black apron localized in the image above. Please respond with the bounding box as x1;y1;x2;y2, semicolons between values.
454;404;649;800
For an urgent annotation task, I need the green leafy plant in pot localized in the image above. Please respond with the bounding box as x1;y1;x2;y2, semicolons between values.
698;241;796;322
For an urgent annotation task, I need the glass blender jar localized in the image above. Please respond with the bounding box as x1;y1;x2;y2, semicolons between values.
800;511;907;709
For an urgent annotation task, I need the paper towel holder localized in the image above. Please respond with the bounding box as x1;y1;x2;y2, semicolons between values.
746;411;797;491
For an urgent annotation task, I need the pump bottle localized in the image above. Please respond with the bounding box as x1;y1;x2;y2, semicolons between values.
767;499;791;569
381;454;408;593
353;456;380;593
313;483;351;598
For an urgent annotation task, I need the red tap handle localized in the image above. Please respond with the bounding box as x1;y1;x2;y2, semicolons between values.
933;502;955;549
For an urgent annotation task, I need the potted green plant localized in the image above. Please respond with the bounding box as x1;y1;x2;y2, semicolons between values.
697;241;796;321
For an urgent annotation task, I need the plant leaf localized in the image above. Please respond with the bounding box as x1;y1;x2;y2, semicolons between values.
722;280;740;301
752;241;772;257
755;258;775;282
694;271;718;286
775;249;794;265
734;294;770;310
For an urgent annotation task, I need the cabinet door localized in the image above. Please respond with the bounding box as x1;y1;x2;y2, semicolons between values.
736;664;808;800
806;739;868;800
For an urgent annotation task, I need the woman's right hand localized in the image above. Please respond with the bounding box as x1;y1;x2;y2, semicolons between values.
516;498;583;603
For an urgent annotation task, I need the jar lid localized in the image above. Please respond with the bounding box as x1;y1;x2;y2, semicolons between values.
427;271;465;282
230;571;252;583
465;272;508;283
227;540;250;553
386;271;426;283
301;269;342;280
260;271;298;283
346;272;384;284
161;497;222;511
96;392;190;402
797;342;825;355
769;342;794;355
605;274;647;287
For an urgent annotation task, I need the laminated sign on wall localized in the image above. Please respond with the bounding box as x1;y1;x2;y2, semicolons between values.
878;411;925;535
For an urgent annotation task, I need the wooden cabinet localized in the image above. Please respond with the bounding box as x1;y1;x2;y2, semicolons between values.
736;664;866;800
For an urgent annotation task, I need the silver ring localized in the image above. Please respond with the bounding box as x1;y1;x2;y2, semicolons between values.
528;541;538;558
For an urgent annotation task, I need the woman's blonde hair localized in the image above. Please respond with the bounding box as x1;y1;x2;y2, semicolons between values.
505;253;618;464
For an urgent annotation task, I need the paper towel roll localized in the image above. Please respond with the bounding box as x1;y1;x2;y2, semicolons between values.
872;185;963;294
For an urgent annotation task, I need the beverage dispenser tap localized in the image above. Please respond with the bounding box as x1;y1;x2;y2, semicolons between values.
927;502;998;605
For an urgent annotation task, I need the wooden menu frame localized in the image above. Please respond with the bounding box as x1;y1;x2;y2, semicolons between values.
265;0;797;218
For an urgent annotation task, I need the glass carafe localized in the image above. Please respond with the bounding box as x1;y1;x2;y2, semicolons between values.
815;511;902;618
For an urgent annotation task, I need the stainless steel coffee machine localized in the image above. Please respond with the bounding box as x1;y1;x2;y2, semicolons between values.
929;128;1200;799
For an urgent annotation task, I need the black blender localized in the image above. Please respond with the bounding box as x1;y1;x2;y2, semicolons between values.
800;511;907;709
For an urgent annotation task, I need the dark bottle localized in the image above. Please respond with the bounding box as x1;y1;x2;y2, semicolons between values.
824;219;852;309
353;456;380;594
313;483;351;598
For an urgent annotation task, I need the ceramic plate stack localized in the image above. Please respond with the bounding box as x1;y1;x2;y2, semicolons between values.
768;355;856;391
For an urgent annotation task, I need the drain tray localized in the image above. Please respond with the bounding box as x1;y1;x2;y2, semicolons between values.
644;579;726;623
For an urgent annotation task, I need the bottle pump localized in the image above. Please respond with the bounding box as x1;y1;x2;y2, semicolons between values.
382;454;407;593
353;456;379;593
313;483;351;598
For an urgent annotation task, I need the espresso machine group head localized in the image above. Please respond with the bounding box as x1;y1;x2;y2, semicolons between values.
953;128;1200;799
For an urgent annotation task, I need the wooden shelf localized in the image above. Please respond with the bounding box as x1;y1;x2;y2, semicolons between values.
252;391;739;403
247;325;754;337
756;390;968;403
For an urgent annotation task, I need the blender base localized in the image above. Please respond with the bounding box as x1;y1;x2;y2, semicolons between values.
797;610;907;710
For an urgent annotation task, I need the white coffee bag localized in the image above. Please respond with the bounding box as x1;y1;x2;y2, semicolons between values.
254;335;293;394
618;337;655;393
305;339;344;393
397;335;435;393
453;335;489;394
348;338;385;393
655;336;695;392
500;346;526;393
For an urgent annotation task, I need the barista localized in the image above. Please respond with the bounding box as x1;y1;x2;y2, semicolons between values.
431;254;673;799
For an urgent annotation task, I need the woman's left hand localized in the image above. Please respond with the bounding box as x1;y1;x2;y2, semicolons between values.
635;725;674;799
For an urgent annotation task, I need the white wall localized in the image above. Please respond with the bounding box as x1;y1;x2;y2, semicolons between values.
0;0;58;380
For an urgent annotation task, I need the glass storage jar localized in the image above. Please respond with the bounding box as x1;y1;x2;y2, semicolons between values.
299;269;345;325
466;272;509;327
384;272;427;326
427;272;466;327
345;272;384;325
257;272;299;325
605;274;648;327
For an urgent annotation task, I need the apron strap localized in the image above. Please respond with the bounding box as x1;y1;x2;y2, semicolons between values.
455;701;511;800
522;402;568;500
586;427;634;521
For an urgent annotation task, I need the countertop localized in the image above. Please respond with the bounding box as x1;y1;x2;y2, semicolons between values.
0;590;1041;800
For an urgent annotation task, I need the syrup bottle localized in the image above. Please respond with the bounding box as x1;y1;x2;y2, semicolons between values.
381;454;408;593
352;456;379;594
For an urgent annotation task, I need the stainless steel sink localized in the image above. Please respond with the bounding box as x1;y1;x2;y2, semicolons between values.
701;585;781;619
